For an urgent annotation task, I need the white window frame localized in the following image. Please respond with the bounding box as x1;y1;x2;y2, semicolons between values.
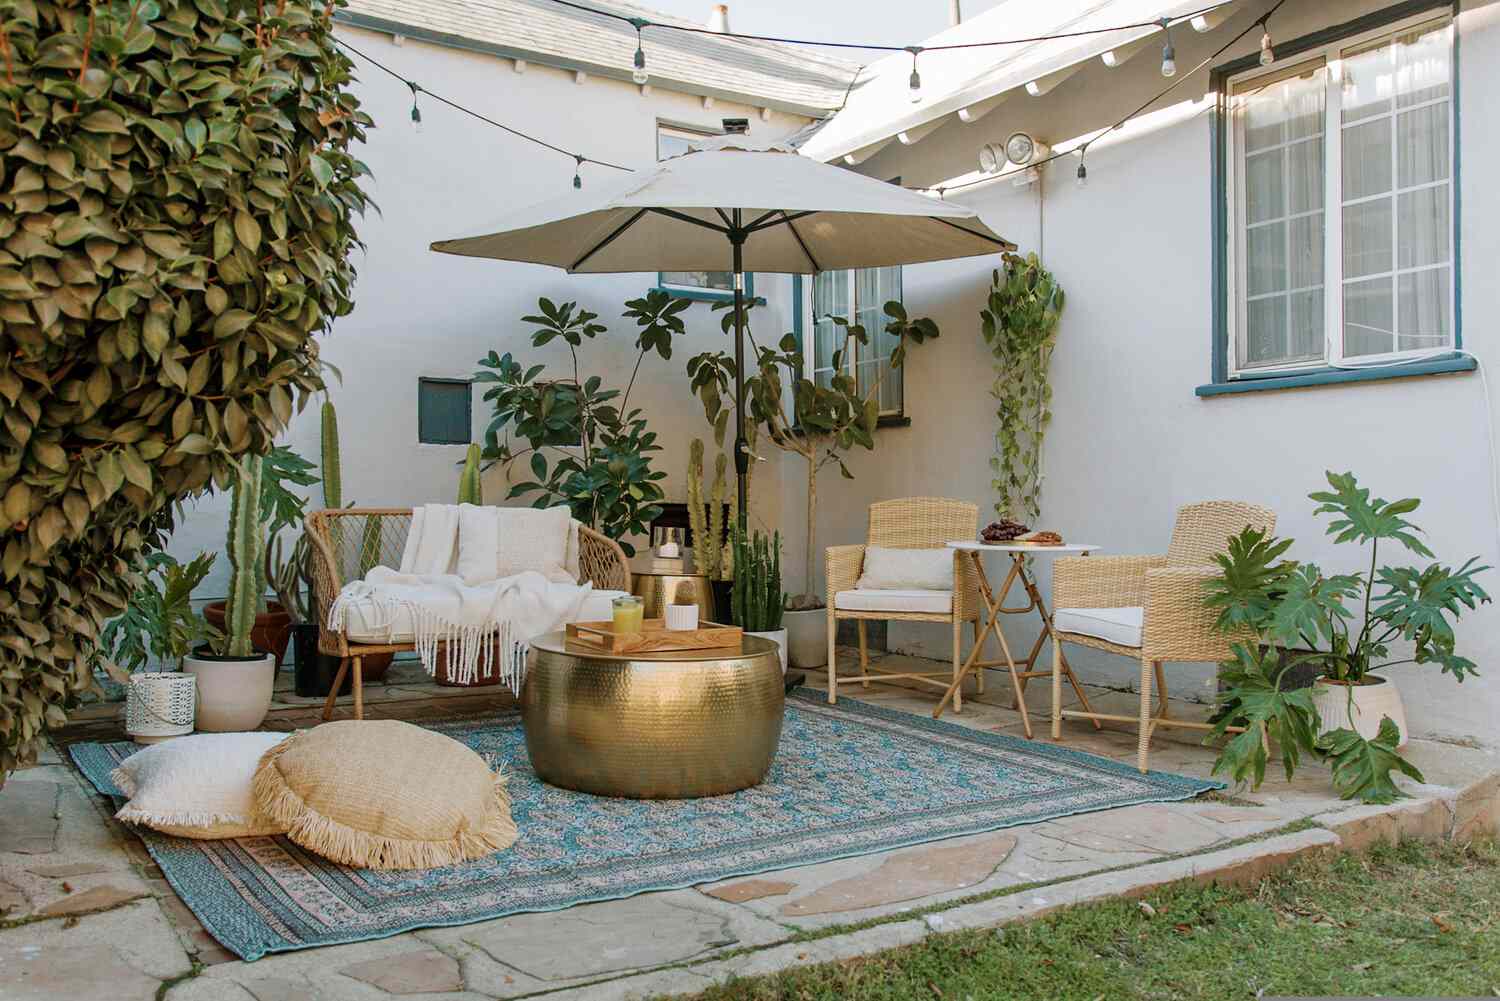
1224;11;1455;379
805;268;905;417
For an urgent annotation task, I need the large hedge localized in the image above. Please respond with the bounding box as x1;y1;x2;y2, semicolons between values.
0;0;370;778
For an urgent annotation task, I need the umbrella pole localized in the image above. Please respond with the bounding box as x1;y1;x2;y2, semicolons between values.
731;211;749;533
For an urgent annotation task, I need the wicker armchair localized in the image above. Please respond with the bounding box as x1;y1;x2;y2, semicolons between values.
305;508;630;720
1050;501;1275;772
824;498;984;711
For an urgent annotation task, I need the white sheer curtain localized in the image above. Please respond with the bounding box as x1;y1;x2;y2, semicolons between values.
1340;21;1452;357
811;270;849;390
1235;64;1327;370
812;267;904;414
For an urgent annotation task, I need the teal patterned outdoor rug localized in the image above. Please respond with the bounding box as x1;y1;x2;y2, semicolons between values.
69;689;1220;961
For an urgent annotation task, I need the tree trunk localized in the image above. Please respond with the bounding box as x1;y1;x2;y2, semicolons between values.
803;451;817;602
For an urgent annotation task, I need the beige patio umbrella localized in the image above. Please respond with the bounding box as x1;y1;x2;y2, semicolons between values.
431;133;1014;521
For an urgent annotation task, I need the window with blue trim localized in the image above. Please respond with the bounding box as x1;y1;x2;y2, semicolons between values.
417;378;472;445
807;266;905;417
1208;6;1465;395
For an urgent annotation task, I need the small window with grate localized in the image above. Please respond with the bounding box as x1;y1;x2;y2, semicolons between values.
417;378;472;445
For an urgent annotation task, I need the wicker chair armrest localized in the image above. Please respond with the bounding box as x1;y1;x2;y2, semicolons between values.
825;545;866;609
579;525;631;592
304;511;342;618
1142;565;1233;663
1052;555;1166;610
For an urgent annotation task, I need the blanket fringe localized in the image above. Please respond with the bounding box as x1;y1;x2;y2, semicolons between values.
252;741;519;871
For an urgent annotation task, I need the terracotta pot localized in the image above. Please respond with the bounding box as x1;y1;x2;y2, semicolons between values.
185;650;276;732
203;601;293;667
783;607;828;669
1311;675;1409;748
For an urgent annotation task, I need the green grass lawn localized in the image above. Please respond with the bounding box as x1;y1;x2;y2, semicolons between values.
679;839;1500;1000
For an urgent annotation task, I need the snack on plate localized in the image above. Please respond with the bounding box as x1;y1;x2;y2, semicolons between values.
1017;530;1064;546
981;519;1028;543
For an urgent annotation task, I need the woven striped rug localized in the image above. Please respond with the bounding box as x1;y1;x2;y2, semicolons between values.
69;689;1219;960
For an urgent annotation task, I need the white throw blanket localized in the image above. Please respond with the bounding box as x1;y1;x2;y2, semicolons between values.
328;504;592;690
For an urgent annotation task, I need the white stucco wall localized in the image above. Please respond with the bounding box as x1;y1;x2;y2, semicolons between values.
169;27;806;597
800;0;1500;747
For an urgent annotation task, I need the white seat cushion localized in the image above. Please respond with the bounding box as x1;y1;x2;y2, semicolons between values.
342;588;628;644
1053;606;1143;648
834;588;953;614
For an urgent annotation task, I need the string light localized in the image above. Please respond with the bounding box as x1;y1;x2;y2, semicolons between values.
1075;145;1088;188
573;155;584;189
1259;19;1275;65
906;46;923;104
630;18;649;85
1159;17;1177;77
407;80;422;129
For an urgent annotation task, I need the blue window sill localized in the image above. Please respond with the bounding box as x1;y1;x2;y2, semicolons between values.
1196;354;1475;397
652;285;766;305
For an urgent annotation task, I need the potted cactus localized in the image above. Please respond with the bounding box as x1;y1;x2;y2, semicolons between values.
185;455;279;732
729;525;787;673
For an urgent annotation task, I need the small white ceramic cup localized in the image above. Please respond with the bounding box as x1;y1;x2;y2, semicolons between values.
664;604;699;631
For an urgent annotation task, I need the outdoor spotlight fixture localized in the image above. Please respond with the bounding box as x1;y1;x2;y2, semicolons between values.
979;133;1050;175
978;142;1003;173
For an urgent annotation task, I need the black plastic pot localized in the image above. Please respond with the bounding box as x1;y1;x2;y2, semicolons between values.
291;623;351;698
709;579;734;623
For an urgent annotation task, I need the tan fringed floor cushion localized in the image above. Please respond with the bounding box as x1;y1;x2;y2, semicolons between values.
252;720;518;870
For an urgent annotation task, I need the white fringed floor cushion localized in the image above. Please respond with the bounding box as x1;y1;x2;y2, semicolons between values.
112;732;289;839
252;720;518;871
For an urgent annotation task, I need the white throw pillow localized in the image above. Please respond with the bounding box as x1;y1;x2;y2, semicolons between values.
112;732;288;839
457;504;573;585
855;546;955;591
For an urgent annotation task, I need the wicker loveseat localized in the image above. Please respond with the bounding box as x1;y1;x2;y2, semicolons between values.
305;508;631;720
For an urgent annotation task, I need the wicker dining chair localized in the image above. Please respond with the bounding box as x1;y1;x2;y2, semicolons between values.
824;498;984;711
1049;501;1276;772
305;508;630;720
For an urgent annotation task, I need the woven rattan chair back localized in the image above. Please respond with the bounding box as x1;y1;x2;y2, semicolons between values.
1165;501;1276;566
867;497;979;550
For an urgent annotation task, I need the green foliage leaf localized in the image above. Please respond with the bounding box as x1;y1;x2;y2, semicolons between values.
1309;470;1433;556
1208;643;1321;789
1316;716;1425;804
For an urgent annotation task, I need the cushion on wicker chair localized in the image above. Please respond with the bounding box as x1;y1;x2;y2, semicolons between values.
1053;606;1143;648
855;546;954;590
112;732;288;839
252;720;517;870
340;588;628;643
834;589;953;614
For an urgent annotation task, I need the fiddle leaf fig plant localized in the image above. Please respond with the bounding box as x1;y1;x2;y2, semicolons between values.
1204;471;1490;804
981;252;1063;521
0;0;370;779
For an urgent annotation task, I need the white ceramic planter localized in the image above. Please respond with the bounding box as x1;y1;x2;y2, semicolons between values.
1311;676;1409;748
125;672;196;744
783;607;828;669
185;652;276;732
746;628;788;674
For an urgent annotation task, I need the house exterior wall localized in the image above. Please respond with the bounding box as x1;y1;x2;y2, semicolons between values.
168;26;806;598
803;0;1500;747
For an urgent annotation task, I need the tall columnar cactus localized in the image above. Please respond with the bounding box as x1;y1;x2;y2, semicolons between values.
729;525;784;632
687;439;731;580
320;400;342;509
458;444;483;505
225;456;266;658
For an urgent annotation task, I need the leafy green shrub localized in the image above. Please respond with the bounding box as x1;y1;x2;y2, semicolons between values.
0;0;370;778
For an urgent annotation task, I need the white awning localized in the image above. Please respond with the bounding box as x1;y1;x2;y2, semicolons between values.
798;0;1238;164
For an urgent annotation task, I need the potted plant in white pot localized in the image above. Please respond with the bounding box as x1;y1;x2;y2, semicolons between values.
686;300;939;670
186;455;279;732
1204;471;1489;803
728;524;786;672
102;552;220;743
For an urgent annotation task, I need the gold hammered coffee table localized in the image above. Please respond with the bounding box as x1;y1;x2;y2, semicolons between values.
521;632;784;799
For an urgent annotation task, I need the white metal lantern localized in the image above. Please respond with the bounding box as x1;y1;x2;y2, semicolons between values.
125;672;197;743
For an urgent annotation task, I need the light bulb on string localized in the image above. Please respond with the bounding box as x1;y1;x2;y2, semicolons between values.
1259;23;1275;66
906;47;923;104
573;155;584;189
1075;146;1088;188
1159;18;1176;78
631;19;649;85
407;80;423;130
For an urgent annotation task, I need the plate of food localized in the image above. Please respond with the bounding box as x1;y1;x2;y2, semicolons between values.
1009;530;1065;546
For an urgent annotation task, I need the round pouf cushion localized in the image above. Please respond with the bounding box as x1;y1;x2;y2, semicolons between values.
252;720;517;870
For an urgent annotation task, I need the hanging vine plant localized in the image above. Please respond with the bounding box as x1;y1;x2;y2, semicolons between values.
981;252;1064;522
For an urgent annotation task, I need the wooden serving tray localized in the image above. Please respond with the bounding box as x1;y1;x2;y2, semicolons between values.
565;619;743;654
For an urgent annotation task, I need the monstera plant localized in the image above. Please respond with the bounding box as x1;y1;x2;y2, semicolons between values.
0;0;371;779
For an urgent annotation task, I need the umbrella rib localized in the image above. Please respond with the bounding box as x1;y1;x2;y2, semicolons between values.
780;212;821;272
931;217;1015;249
746;210;815;234
646;207;733;235
570;209;650;271
745;209;780;230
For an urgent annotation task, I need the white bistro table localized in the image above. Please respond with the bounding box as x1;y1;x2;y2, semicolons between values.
941;541;1105;737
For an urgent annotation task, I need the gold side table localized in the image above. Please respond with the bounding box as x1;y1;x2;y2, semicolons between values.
522;632;784;798
628;556;719;622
